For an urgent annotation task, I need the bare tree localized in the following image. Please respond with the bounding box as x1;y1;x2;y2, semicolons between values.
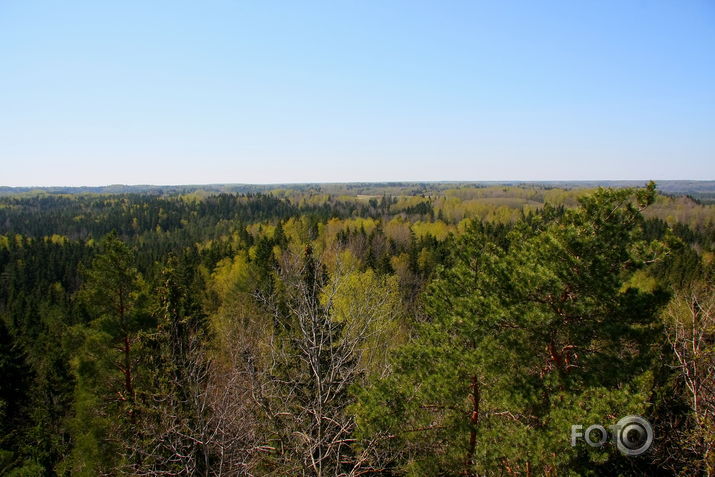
124;257;262;476
252;246;398;476
127;333;263;476
665;281;715;476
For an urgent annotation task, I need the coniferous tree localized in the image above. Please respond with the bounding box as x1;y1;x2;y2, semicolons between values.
63;233;150;475
130;252;216;475
356;183;671;475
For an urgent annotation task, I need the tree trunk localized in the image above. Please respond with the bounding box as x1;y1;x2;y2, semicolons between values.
465;375;480;475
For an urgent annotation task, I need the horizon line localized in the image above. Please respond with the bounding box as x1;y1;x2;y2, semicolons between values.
2;179;715;189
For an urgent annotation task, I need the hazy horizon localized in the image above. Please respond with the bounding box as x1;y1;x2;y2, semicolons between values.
3;179;714;191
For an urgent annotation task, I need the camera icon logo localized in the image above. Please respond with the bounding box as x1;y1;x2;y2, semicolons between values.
571;415;653;456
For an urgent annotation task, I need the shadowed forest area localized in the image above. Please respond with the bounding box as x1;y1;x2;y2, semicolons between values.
0;182;713;475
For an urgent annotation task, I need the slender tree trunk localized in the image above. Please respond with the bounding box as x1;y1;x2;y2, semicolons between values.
465;375;480;475
119;294;134;404
123;335;133;400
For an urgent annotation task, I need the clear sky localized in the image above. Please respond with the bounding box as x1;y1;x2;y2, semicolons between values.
1;1;713;186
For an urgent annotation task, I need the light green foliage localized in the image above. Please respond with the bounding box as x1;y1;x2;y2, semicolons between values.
323;265;405;376
208;251;270;364
411;220;452;240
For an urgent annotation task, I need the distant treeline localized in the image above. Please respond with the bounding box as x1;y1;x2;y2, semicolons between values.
2;179;714;201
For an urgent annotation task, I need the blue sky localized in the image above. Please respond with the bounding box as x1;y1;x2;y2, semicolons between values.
1;1;713;186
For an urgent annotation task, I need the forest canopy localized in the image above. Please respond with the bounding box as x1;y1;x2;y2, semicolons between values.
0;182;713;476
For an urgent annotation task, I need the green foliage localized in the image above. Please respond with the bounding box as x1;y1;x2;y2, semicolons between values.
0;183;711;475
355;184;671;475
129;252;214;474
64;233;150;474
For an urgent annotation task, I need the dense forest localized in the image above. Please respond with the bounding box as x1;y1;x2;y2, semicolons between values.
0;183;713;476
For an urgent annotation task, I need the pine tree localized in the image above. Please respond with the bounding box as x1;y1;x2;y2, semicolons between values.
64;233;150;475
356;183;671;475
